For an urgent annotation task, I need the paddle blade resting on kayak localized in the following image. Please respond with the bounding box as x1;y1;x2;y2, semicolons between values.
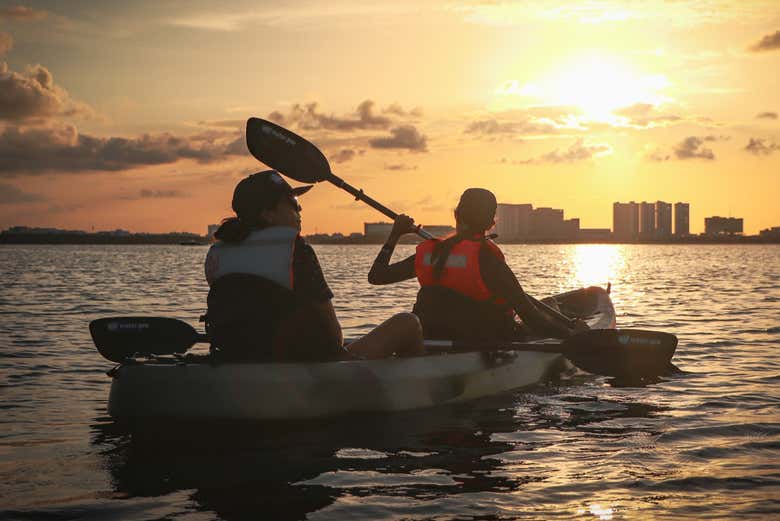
89;317;203;363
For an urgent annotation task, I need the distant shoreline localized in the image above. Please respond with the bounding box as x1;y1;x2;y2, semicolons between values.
1;232;777;245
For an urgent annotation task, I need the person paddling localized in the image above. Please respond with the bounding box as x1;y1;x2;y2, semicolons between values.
204;170;423;362
368;188;587;341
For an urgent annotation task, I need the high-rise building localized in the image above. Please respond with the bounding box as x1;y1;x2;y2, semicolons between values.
655;201;672;238
705;217;743;235
639;202;655;237
530;207;565;237
364;222;393;240
613;202;639;240
674;203;690;236
495;203;533;240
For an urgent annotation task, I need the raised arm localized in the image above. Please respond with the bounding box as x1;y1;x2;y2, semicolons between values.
367;214;418;285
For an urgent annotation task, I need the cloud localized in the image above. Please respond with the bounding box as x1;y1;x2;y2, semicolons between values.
0;63;94;121
0;6;47;21
384;163;417;171
330;148;364;164
464;115;563;137
269;100;395;132
612;103;682;128
118;189;189;200
465;119;518;135
649;135;723;161
745;138;780;156
0;124;244;175
198;119;244;128
673;136;717;160
0;32;11;56
368;125;428;152
518;139;610;164
756;112;778;120
749;30;780;52
382;103;423;118
0;182;45;204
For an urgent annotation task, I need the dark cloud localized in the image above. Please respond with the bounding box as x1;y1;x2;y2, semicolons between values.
0;6;47;21
465;119;517;135
0;63;93;121
384;163;417;171
0;32;11;56
465;117;558;137
647;136;723;162
118;189;189;200
756;112;778;119
330;148;359;164
613;103;682;127
749;30;780;52
269;100;394;132
673;136;716;160
519;139;610;164
368;125;428;152
0;182;45;204
0;124;244;175
745;138;780;156
382;103;423;118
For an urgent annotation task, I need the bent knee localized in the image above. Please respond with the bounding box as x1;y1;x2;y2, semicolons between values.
391;312;422;334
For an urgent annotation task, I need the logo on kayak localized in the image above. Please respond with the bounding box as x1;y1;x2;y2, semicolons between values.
107;321;150;332
261;124;296;146
618;335;662;346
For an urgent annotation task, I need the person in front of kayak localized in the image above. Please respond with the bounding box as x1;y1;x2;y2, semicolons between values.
204;170;424;362
368;188;587;341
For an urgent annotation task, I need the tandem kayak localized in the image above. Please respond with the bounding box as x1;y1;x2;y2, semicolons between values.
99;286;618;421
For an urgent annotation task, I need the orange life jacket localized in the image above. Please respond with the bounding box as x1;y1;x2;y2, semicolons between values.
415;235;506;303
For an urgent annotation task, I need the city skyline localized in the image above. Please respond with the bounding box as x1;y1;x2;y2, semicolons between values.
0;1;778;235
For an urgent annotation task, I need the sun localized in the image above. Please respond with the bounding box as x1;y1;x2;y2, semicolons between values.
496;53;670;122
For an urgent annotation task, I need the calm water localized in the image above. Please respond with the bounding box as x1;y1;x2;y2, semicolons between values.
1;244;778;520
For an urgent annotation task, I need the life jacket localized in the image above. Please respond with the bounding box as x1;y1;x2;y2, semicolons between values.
205;226;298;288
415;235;505;303
413;235;516;341
204;227;298;362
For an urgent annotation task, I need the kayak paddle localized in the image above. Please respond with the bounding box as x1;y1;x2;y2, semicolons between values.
245;117;576;327
90;317;677;378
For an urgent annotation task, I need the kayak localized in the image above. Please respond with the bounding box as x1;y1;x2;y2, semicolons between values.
104;286;616;421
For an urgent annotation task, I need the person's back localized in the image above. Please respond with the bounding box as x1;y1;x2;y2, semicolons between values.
412;234;516;341
205;170;424;362
204;172;344;362
369;188;582;341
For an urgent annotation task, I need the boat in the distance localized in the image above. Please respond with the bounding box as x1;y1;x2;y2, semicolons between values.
96;286;616;421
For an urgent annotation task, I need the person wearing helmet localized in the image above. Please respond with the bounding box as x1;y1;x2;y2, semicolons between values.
205;170;423;362
368;188;587;341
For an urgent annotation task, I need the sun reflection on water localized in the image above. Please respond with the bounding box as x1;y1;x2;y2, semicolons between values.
569;244;626;289
577;503;615;520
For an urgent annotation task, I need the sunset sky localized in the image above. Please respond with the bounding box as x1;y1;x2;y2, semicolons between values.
0;0;778;235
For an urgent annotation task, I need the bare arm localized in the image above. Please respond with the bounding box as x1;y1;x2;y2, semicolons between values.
368;214;419;285
480;251;576;338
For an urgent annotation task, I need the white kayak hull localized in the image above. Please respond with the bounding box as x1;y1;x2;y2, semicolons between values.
108;350;564;421
107;285;615;421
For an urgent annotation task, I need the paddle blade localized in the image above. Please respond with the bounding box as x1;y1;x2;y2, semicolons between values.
89;317;200;363
563;329;678;379
246;118;331;183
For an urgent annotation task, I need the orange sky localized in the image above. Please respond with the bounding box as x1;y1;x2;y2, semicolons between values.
1;1;779;235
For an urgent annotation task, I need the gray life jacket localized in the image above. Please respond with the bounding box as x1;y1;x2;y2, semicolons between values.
205;226;298;288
